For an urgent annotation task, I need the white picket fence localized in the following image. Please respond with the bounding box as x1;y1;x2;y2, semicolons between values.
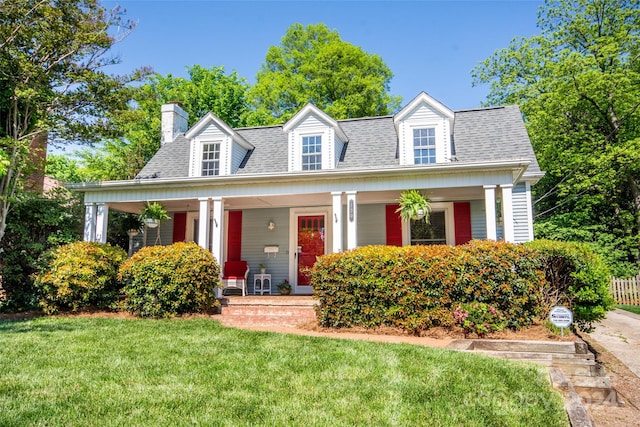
610;275;640;305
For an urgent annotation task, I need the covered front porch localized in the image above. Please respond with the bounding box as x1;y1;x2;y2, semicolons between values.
79;161;535;295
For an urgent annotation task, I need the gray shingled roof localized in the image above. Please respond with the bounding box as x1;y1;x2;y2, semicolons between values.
453;105;542;176
137;105;541;179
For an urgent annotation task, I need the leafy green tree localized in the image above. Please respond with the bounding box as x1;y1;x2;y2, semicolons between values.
81;65;250;180
472;0;640;276
45;154;88;183
248;23;401;125
0;189;83;311
0;0;144;242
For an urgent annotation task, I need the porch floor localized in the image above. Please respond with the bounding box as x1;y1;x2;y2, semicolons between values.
216;295;318;328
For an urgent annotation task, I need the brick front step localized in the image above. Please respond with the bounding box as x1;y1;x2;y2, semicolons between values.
217;296;317;328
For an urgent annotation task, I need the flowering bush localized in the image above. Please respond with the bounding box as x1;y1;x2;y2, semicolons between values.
454;302;506;337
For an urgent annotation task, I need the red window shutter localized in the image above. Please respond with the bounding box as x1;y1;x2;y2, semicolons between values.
385;204;403;246
172;212;187;243
454;202;472;245
227;211;243;261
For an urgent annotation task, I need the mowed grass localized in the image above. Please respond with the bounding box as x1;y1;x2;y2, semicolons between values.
0;317;567;427
618;304;640;315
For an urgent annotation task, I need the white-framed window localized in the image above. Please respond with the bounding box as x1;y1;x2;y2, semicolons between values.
302;135;322;171
413;128;436;164
410;211;446;245
202;142;220;176
403;203;455;246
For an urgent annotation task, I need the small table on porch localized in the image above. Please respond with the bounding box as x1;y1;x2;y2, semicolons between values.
253;274;272;295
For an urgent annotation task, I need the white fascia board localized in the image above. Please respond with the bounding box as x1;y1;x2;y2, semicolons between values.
185;112;254;150
283;103;349;142
394;92;455;123
71;159;531;193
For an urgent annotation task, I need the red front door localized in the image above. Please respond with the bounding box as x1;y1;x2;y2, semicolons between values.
297;215;325;287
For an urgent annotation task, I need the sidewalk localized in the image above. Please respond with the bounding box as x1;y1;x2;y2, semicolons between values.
586;309;640;378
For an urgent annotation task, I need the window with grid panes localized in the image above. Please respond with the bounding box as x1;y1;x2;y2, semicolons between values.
413;128;436;164
202;143;220;176
302;135;322;170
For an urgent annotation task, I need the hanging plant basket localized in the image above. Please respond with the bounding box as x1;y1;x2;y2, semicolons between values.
139;202;170;223
396;190;431;222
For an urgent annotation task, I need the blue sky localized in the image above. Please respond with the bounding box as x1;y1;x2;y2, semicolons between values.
101;0;543;111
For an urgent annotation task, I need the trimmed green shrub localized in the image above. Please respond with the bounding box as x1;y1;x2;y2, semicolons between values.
451;240;545;329
526;239;615;331
118;242;220;317
33;241;127;314
312;241;544;334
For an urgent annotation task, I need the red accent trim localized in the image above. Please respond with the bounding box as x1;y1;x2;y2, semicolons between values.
172;212;187;243
385;204;403;246
454;202;472;245
227;211;243;261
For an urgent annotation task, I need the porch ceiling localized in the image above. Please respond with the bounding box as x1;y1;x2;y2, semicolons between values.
108;186;486;214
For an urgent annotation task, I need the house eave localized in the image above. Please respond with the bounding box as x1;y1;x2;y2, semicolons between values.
70;159;532;193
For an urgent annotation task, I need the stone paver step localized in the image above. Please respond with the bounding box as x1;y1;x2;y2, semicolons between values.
470;339;581;354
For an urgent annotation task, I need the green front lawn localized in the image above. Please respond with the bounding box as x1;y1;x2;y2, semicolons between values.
618;304;640;315
0;317;567;426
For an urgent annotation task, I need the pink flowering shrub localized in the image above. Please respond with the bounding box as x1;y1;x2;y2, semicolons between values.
454;302;506;337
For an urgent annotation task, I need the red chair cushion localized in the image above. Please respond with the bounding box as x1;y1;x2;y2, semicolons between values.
223;261;247;279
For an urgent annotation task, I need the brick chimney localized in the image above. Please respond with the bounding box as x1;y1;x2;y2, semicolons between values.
161;102;188;144
24;131;48;193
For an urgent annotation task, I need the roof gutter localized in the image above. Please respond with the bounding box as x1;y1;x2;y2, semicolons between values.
69;159;532;193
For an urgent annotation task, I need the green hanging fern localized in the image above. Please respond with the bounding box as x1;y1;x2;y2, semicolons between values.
139;202;170;221
396;190;431;222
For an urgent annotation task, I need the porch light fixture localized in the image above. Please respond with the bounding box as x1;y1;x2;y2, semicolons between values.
267;220;276;231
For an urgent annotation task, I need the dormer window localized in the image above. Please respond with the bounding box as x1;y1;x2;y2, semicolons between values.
283;104;348;173
202;142;221;176
394;92;454;166
413;128;436;164
302;135;322;170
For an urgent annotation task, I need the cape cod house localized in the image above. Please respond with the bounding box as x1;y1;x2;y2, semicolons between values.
76;92;543;295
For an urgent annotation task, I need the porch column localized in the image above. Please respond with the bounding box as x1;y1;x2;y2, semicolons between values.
346;191;358;250
211;197;224;264
500;184;514;243
524;182;534;241
95;203;109;244
198;197;210;250
484;185;497;241
331;192;343;253
83;203;97;242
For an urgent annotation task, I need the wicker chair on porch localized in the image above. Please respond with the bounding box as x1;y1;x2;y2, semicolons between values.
222;261;250;296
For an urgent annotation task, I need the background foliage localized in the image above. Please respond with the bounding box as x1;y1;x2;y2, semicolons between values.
0;189;82;311
247;23;401;125
473;0;640;276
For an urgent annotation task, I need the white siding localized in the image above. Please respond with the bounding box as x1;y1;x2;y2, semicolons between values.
335;136;345;167
188;123;235;177
512;182;532;243
230;143;248;174
287;113;335;172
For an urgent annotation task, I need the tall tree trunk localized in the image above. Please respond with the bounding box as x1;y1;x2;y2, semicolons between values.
628;173;640;262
